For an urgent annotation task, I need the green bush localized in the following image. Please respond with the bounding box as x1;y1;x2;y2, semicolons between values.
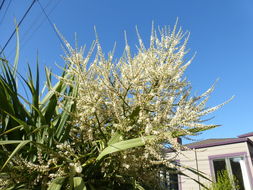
207;170;239;190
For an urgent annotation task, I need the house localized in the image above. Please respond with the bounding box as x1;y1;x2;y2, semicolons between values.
165;132;253;190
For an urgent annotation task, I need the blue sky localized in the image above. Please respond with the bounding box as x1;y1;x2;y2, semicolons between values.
1;0;253;142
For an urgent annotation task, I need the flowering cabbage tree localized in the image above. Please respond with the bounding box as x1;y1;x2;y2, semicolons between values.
56;24;230;188
0;24;230;189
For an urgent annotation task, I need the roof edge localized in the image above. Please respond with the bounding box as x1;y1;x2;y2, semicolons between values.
187;137;248;149
238;132;253;138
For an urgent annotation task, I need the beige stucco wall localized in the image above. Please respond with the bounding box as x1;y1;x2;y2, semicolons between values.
246;142;253;183
246;136;253;142
167;141;253;190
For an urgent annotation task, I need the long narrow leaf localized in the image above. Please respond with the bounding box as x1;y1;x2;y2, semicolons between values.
0;125;23;136
2;110;31;131
0;140;25;145
1;140;31;170
13;25;19;78
107;132;122;146
97;135;154;160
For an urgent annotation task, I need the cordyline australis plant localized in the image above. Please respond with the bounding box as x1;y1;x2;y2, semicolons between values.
0;24;231;190
56;24;230;188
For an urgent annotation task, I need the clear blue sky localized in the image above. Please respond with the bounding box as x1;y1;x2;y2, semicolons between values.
1;0;253;142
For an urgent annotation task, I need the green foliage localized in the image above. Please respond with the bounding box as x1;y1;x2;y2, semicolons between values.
0;59;78;189
206;170;239;190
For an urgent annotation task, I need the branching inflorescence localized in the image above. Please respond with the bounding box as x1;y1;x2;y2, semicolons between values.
55;23;231;187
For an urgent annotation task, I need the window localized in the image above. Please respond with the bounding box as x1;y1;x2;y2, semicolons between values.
211;155;251;190
160;168;179;190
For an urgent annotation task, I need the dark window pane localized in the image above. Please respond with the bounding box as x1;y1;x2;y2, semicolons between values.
230;157;245;190
161;168;179;190
169;170;178;190
213;159;226;181
160;170;168;188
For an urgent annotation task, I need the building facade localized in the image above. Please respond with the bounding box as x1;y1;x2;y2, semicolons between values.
165;132;253;190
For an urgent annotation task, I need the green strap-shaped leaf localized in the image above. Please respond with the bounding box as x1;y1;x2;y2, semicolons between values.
73;177;87;190
0;125;23;136
40;80;62;108
0;140;24;145
1;140;31;170
13;25;19;78
107;131;122;145
97;131;178;161
48;177;66;190
97;135;154;160
2;110;30;129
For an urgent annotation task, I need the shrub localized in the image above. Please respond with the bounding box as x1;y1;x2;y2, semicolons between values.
207;170;239;190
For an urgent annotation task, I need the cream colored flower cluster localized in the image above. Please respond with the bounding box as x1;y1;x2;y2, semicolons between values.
57;24;230;179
